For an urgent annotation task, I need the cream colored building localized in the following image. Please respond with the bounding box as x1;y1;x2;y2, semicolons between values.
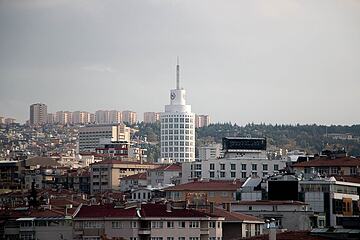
195;115;211;128
78;123;131;152
144;112;160;123
90;160;158;194
123;110;137;125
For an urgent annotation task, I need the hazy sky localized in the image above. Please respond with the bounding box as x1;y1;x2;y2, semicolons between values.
1;0;359;125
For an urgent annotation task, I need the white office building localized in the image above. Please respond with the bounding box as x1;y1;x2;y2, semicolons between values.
78;123;130;152
160;60;195;162
182;137;287;183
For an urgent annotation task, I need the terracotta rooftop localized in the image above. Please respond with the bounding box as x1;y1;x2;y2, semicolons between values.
333;175;360;184
164;180;243;192
150;164;182;172
75;203;220;219
202;208;263;223
293;157;360;167
121;172;147;180
25;156;60;167
244;231;333;240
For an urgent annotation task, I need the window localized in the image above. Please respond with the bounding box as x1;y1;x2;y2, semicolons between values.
220;172;225;178
231;164;236;170
274;164;279;171
189;221;199;228
189;238;199;240
241;172;247;178
255;224;261;235
217;221;221;228
208;192;215;197
252;164;257;171
167;221;174;228
209;221;216;228
220;164;225;170
210;171;215;178
210;163;215;170
178;221;186;228
221;192;228;197
167;238;174;240
263;164;268;171
131;221;137;228
151;221;163;228
112;221;122;229
245;224;251;237
178;238;185;240
151;238;163;240
231;172;236;178
241;164;246;171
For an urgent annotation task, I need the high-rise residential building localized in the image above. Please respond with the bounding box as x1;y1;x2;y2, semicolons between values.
143;112;160;123
46;113;55;124
78;123;131;152
195;114;211;128
160;60;195;162
122;110;137;125
95;110;110;124
109;110;122;123
55;111;72;125
30;103;47;125
73;111;93;124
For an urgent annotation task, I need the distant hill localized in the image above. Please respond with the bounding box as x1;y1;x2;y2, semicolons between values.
135;122;360;160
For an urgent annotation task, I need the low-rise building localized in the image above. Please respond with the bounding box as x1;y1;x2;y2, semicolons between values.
147;163;182;188
164;179;243;204
73;202;224;240
90;160;158;194
120;172;148;192
227;200;313;231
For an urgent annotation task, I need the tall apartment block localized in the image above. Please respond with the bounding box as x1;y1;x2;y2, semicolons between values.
29;103;47;125
95;110;122;124
122;110;137;125
160;60;195;162
143;112;160;123
78;123;131;152
195;114;211;128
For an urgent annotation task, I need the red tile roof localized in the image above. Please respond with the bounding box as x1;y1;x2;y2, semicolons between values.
293;157;360;167
121;172;147;180
334;175;360;184
150;164;182;172
75;203;220;219
202;208;263;223
164;180;243;192
244;231;332;240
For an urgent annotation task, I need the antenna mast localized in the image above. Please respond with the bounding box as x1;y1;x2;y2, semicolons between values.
176;56;180;89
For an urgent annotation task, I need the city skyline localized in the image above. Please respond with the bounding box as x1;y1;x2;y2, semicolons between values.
1;0;360;125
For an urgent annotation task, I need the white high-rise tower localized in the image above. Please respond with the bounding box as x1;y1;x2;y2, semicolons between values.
160;59;195;162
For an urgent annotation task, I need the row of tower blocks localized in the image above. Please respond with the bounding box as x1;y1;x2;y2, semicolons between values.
30;62;208;162
29;107;209;127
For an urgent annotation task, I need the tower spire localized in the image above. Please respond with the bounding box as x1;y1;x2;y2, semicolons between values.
176;56;180;90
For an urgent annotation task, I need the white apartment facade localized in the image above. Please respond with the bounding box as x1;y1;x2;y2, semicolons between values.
198;144;222;161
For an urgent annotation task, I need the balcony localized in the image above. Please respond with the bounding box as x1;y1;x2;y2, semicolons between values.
138;228;151;235
200;228;209;235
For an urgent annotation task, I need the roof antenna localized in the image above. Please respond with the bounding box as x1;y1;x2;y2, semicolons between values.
176;56;180;90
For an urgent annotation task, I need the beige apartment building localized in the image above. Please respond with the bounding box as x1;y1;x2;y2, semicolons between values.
195;115;210;128
90;160;158;194
74;202;224;240
144;112;160;123
123;110;137;125
30;103;47;125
